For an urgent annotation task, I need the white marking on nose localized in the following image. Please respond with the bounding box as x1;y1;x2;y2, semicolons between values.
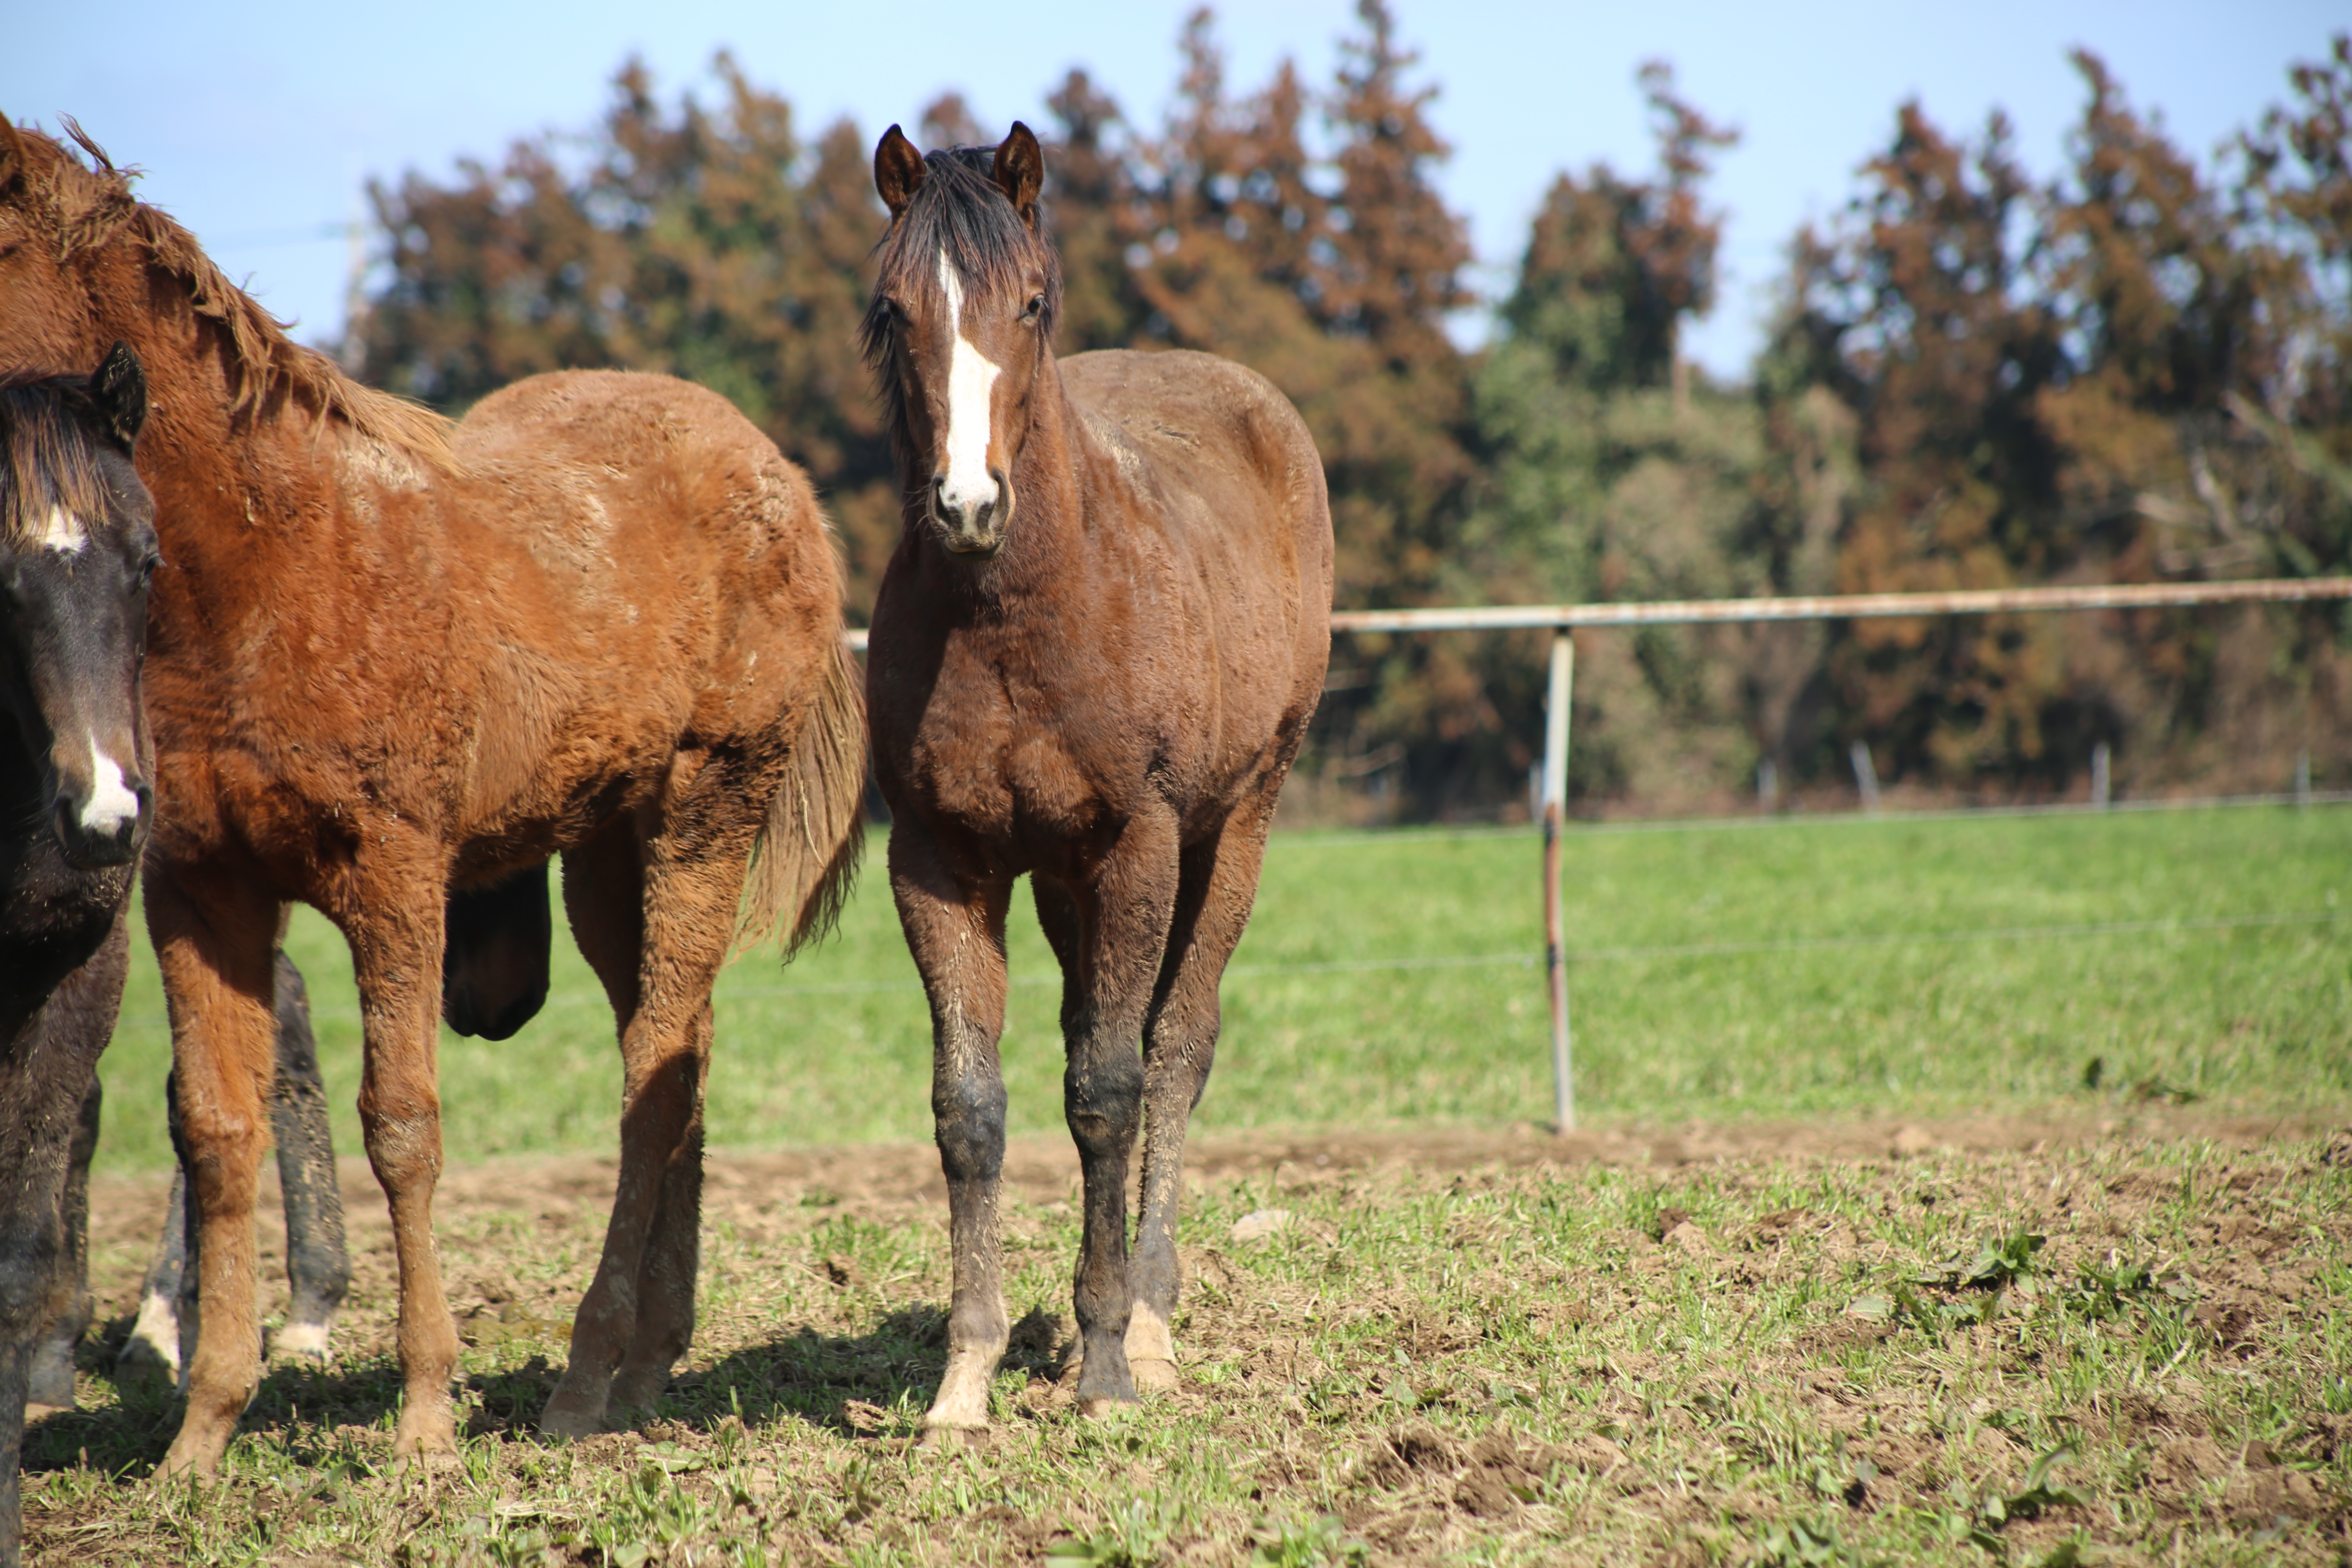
937;249;1002;519
79;732;141;836
36;506;87;554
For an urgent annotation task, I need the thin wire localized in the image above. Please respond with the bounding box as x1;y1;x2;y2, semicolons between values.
1277;790;2352;849
105;906;2344;1029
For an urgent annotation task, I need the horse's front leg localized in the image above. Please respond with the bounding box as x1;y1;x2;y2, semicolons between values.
891;827;1013;1434
339;852;461;1464
149;868;282;1477
26;1072;100;1414
1067;808;1180;1415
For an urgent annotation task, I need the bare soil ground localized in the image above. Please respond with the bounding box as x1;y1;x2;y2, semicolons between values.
26;1107;2352;1565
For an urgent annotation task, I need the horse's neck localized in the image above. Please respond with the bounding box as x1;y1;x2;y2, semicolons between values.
97;283;339;566
991;370;1112;599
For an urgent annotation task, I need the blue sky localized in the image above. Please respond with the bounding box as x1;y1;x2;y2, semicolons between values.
6;1;2339;378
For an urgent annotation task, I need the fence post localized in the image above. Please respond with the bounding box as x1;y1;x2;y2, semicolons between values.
1850;740;1882;812
2092;742;2111;810
1543;630;1575;1132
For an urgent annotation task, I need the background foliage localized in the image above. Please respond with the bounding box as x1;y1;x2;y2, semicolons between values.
353;7;2352;820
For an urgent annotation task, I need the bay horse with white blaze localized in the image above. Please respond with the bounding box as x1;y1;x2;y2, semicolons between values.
863;124;1331;1430
0;120;867;1470
0;347;156;1566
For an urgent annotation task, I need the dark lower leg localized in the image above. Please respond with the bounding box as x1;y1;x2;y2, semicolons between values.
1067;1034;1145;1410
268;952;347;1356
928;1035;1009;1429
1128;1026;1214;1389
610;1031;710;1412
895;837;1012;1434
0;1334;29;1568
118;1156;188;1381
27;1078;100;1411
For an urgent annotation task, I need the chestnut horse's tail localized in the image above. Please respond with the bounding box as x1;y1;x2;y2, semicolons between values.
738;636;867;958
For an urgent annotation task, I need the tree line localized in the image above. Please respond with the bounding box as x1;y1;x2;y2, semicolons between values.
354;6;2352;817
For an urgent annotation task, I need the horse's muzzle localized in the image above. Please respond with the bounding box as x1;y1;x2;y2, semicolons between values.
53;786;148;869
931;470;1009;557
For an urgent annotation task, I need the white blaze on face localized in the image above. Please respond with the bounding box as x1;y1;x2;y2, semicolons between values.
36;505;87;554
936;248;1002;517
79;730;141;837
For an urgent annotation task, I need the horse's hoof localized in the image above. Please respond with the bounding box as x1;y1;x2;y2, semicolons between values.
394;1441;462;1473
608;1368;671;1413
539;1393;608;1443
393;1410;458;1464
1072;1363;1138;1408
1076;1394;1139;1419
158;1431;225;1480
916;1421;988;1450
269;1321;332;1362
1130;1356;1179;1395
23;1402;71;1423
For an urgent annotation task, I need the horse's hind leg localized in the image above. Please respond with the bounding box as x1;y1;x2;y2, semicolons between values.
25;1075;100;1414
267;952;347;1361
1128;796;1278;1397
606;998;712;1415
605;806;760;1417
540;822;642;1436
543;796;749;1436
116;1147;189;1385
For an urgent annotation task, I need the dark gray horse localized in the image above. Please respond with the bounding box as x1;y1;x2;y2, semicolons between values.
0;345;156;1566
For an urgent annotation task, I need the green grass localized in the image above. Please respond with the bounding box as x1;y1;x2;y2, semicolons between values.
94;802;2352;1175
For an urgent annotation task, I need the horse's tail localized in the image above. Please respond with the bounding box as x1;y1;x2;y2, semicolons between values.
738;635;867;959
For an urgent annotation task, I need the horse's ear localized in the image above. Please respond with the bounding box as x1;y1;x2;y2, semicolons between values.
875;125;925;219
91;341;147;452
992;121;1044;228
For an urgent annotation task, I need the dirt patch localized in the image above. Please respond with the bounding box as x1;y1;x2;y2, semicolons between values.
37;1106;2352;1567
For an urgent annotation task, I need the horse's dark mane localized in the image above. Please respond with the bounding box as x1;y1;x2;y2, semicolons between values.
0;374;113;549
860;148;1062;471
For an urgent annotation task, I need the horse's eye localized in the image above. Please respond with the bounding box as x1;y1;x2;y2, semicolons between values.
135;552;160;591
1022;294;1045;324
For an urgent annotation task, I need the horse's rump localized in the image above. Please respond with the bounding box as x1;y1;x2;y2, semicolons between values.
423;371;850;855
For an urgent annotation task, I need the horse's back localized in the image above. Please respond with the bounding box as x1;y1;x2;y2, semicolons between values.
419;370;843;842
1062;350;1328;554
454;370;824;559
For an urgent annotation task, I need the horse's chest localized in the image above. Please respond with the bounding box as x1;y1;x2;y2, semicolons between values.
899;678;1124;845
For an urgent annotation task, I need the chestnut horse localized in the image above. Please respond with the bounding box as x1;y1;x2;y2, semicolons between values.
0;347;156;1566
862;124;1331;1431
108;859;549;1390
0;122;867;1470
